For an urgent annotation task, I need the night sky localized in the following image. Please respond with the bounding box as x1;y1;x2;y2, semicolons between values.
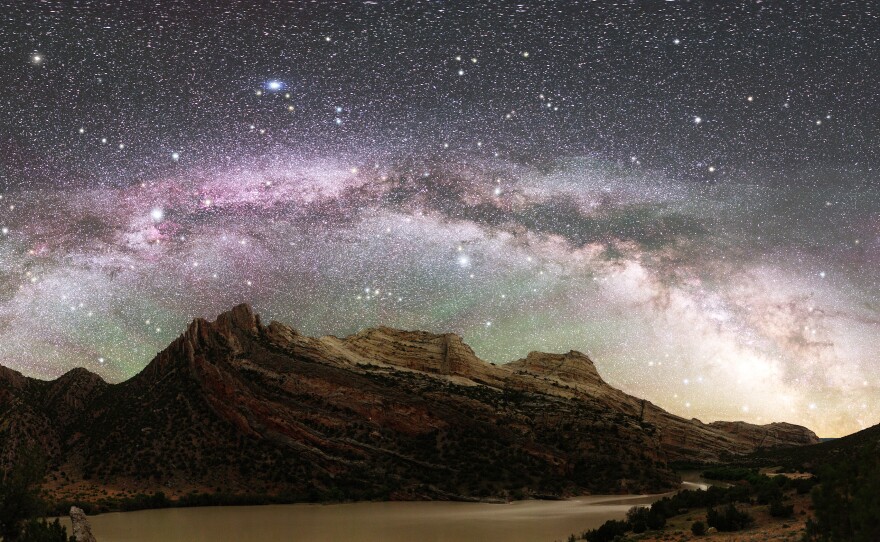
1;1;878;437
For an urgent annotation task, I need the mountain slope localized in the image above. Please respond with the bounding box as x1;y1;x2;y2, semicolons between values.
735;421;880;472
0;304;818;502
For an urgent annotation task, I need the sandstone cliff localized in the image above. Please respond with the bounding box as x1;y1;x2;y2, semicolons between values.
0;304;818;503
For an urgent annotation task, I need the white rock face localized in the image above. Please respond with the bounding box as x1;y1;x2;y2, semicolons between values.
69;506;97;542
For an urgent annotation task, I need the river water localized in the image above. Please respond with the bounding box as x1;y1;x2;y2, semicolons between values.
58;495;661;542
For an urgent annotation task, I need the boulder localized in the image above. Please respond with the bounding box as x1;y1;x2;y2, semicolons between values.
69;506;97;542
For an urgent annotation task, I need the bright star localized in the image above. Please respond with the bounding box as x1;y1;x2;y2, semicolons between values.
150;208;164;222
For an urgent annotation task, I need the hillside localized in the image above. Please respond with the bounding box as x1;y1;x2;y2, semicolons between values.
733;422;880;472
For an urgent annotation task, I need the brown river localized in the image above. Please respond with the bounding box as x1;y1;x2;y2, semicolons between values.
58;494;664;542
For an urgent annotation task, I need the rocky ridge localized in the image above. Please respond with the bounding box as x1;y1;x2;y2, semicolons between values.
0;304;818;502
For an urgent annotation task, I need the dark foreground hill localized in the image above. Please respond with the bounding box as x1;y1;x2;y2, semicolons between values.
0;304;818;503
734;421;880;472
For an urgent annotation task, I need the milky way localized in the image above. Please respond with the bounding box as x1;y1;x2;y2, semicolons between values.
1;1;878;437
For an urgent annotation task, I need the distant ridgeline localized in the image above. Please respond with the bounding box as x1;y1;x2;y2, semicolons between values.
0;304;818;509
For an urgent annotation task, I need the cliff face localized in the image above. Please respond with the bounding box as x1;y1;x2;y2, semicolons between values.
0;304;818;502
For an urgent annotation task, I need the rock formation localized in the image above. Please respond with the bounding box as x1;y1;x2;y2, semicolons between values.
0;304;819;503
69;506;97;542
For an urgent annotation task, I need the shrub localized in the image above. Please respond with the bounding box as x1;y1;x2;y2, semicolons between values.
20;519;75;542
584;519;628;542
626;505;666;532
768;499;794;518
706;503;754;531
691;520;706;536
806;441;880;542
0;451;75;542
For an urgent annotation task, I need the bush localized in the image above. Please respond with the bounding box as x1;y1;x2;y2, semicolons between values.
0;451;75;542
788;477;818;495
706;503;754;532
691;520;706;536
20;519;75;542
584;519;628;542
768;499;794;518
753;476;783;504
631;519;646;534
626;505;666;532
806;442;880;542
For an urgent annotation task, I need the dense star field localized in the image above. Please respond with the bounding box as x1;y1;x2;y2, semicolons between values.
0;1;877;437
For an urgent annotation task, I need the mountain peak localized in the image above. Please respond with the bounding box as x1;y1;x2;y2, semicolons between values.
45;367;108;424
0;364;27;389
507;349;604;386
139;304;264;380
214;303;261;334
56;366;105;384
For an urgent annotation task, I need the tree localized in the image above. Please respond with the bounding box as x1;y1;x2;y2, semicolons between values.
0;452;47;542
706;503;754;532
768;499;793;518
625;505;665;532
806;442;880;542
20;519;75;542
0;450;74;542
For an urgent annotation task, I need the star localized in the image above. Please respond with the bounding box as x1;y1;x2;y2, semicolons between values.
0;0;874;440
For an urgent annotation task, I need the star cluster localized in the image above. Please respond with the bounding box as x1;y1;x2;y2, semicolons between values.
0;1;878;437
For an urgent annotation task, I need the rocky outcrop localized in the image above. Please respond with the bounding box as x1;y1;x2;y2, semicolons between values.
707;421;822;449
69;506;97;542
0;304;819;503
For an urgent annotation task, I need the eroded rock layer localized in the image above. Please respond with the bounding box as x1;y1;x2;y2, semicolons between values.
0;304;818;502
